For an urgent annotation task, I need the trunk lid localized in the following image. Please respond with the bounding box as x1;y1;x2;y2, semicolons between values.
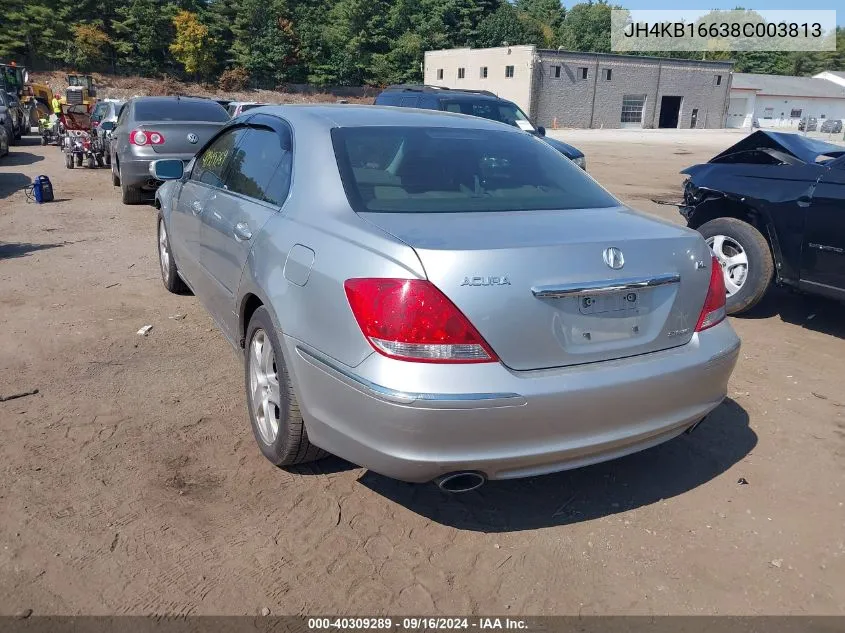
137;121;223;155
360;207;713;371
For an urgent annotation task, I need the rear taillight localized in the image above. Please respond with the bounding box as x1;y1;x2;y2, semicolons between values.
344;278;498;364
129;129;164;146
695;255;727;332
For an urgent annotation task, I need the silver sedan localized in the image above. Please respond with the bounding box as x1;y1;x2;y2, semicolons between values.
153;105;740;491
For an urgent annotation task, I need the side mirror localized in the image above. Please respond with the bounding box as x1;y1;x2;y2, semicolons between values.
149;159;184;181
100;121;115;131
537;126;546;137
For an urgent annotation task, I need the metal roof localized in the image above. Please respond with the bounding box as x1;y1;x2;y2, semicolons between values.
732;73;845;99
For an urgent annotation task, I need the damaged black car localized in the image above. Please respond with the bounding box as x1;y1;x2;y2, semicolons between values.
680;130;845;314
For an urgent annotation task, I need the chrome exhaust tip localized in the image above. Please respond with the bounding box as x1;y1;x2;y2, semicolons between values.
434;471;486;493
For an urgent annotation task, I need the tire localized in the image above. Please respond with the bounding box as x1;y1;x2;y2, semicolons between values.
244;306;327;467
157;215;190;294
120;167;143;204
75;154;82;167
65;153;74;169
111;159;120;186
105;151;111;167
40;136;47;146
87;155;96;169
698;217;774;315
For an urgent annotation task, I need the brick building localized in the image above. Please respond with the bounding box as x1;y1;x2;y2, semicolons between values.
423;46;734;129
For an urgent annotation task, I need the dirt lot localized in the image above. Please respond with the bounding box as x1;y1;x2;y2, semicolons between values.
1;129;844;616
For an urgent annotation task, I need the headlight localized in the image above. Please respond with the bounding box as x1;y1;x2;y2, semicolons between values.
573;155;586;170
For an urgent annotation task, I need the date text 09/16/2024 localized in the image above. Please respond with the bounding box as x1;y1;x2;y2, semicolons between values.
307;618;529;630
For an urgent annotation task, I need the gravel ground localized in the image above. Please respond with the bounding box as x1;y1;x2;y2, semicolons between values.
1;130;843;616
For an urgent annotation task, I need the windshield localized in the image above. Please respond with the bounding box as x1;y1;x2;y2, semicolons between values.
441;99;535;132
332;126;616;214
135;100;228;122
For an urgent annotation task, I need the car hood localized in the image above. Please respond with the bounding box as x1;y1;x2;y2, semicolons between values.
704;130;845;166
540;136;584;159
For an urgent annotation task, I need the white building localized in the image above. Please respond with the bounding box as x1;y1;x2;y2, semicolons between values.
727;73;845;129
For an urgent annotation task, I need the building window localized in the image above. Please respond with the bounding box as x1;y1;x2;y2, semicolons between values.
763;107;774;119
580;67;588;80
437;68;443;80
790;108;802;118
505;65;514;78
621;94;646;124
457;67;465;80
603;68;612;81
480;66;488;79
551;65;561;79
715;74;722;86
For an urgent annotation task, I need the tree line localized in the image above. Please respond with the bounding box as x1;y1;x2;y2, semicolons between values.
1;0;843;89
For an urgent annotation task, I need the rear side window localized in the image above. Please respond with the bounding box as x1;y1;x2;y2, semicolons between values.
223;127;291;205
192;128;241;188
332;126;616;214
135;100;228;122
90;103;108;121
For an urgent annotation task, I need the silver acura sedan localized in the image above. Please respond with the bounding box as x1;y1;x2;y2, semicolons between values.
152;105;740;491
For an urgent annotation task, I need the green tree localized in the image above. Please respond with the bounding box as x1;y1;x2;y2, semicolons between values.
0;0;70;67
557;1;616;53
66;23;111;70
477;3;545;48
113;0;177;75
231;0;304;87
170;10;216;79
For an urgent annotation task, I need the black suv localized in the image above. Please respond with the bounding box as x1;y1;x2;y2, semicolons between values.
374;85;586;170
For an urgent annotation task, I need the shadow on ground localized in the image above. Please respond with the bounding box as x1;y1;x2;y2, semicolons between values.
740;286;845;339
0;241;65;259
360;398;755;532
0;173;32;200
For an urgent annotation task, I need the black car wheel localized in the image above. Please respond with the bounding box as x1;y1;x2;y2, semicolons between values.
698;217;774;315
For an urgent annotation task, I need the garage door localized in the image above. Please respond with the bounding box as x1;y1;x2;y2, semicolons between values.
621;95;646;128
727;97;749;128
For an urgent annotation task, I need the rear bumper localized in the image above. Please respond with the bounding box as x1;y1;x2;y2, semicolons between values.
285;321;741;483
118;154;193;189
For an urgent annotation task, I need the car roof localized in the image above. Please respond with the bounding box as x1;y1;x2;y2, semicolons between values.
248;104;523;132
130;96;216;104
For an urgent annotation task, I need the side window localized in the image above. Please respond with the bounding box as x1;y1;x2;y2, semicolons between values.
399;96;418;107
116;105;128;127
192;128;241;188
223;127;288;205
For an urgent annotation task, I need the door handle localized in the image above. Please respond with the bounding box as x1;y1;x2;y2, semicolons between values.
191;200;203;215
233;222;252;241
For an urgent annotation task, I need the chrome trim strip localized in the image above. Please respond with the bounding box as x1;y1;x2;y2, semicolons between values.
295;346;523;406
532;273;681;299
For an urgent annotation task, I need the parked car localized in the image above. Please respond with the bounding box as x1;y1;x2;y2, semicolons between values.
107;96;228;204
680;130;845;314
152;105;739;490
0;90;24;143
819;118;843;134
0;120;9;157
374;85;587;169
798;116;817;132
90;99;124;164
227;101;268;118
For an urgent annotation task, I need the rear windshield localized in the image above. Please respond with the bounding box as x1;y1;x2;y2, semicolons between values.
134;100;228;123
442;99;535;132
332;126;616;213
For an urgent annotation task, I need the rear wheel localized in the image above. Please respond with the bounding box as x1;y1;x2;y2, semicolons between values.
244;307;327;467
111;159;120;186
120;167;143;204
157;216;189;294
698;217;773;315
65;153;74;169
87;155;96;169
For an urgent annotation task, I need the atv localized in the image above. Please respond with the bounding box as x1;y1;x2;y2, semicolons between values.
60;104;106;169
